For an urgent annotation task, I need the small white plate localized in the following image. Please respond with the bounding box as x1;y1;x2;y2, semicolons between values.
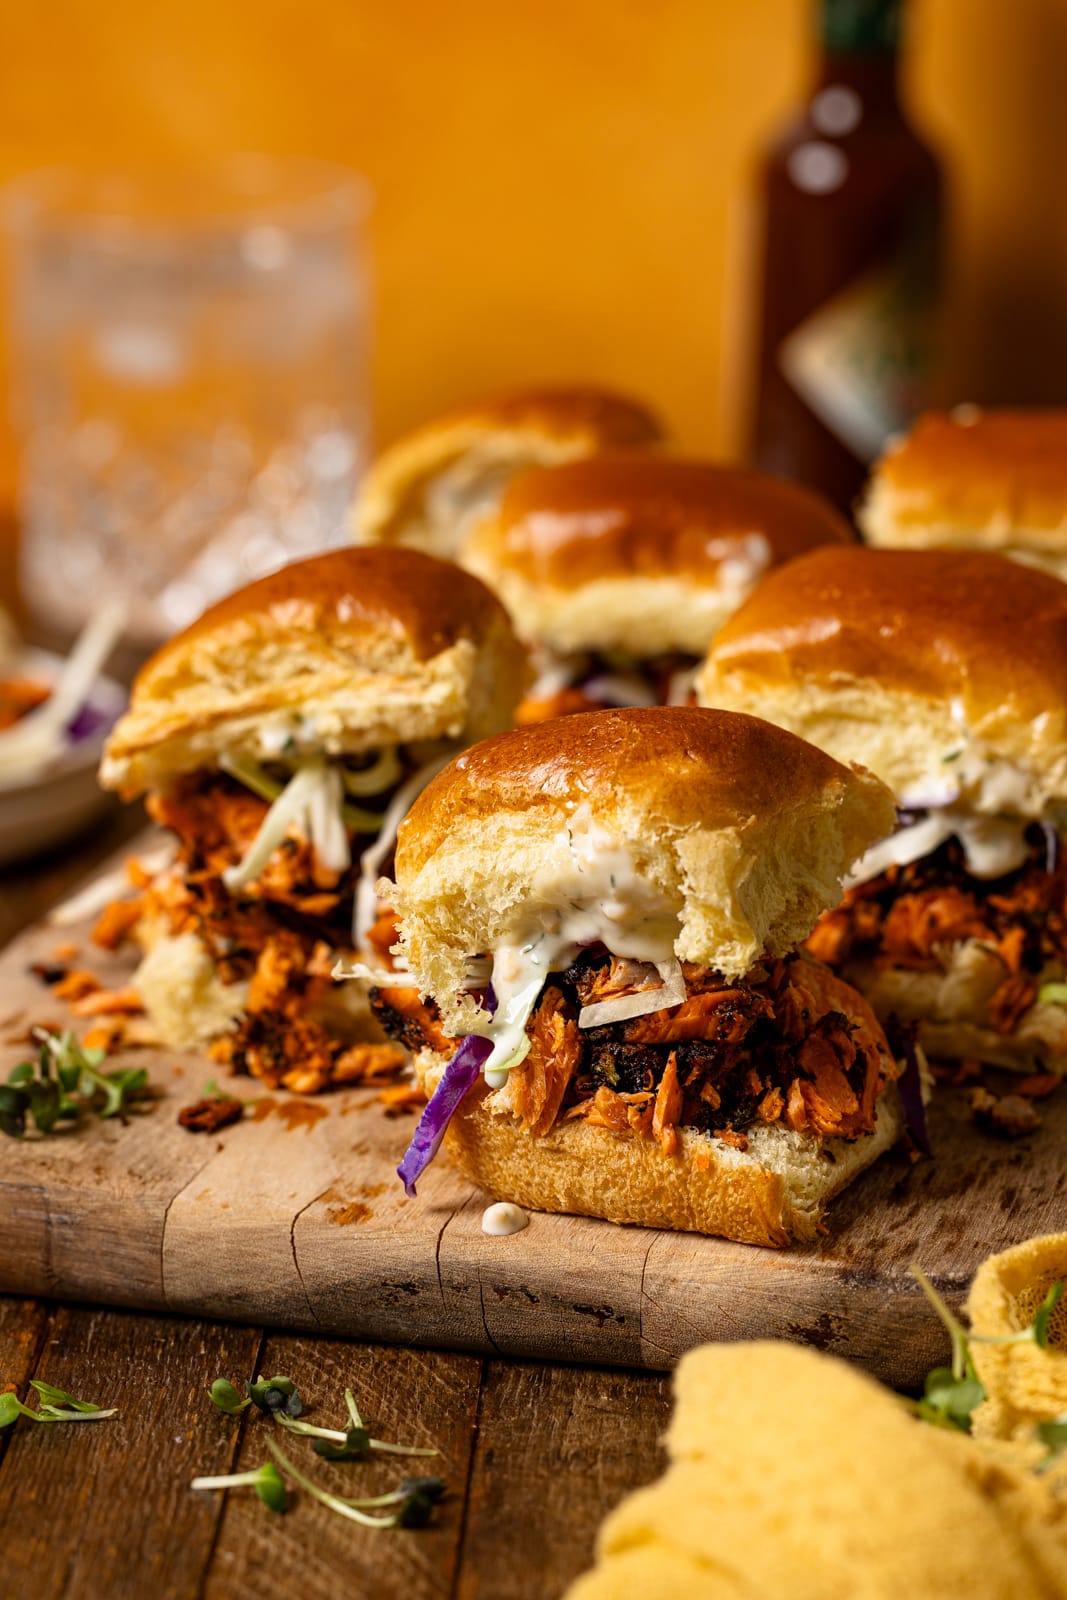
0;648;126;867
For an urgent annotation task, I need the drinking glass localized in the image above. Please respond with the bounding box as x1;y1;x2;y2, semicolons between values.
5;157;371;647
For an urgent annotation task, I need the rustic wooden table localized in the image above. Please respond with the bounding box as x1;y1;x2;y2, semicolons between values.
0;813;670;1600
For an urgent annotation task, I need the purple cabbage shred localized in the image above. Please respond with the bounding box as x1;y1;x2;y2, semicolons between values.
66;700;115;743
396;1033;493;1197
896;1029;933;1158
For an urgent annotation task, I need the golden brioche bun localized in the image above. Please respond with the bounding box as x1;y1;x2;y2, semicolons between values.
861;407;1067;578
351;385;664;558
698;546;1067;814
387;706;894;1020
100;547;526;796
464;455;853;656
414;1047;902;1247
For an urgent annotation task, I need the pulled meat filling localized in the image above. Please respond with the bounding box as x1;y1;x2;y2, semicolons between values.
96;770;405;1093
807;830;1067;1035
518;651;698;724
372;950;894;1154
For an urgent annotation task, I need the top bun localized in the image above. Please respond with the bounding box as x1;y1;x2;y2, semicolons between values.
351;385;664;558
388;706;892;1019
861;407;1067;579
101;547;526;796
463;456;853;656
698;545;1067;815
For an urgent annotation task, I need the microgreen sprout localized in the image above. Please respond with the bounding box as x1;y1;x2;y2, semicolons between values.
908;1266;1065;1437
208;1378;251;1417
998;1280;1063;1350
908;1266;986;1431
265;1440;444;1529
0;1380;117;1428
1036;1413;1067;1473
196;1374;444;1527
273;1383;437;1460
191;1461;287;1512
311;1427;373;1461
1;1028;147;1138
246;1375;302;1417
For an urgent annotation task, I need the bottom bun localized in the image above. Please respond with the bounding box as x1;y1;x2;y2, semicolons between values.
846;942;1067;1076
415;1052;903;1247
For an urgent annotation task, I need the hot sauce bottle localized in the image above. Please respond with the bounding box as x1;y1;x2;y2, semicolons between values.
747;0;944;513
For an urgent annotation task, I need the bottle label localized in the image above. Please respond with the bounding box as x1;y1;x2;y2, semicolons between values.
777;235;939;462
820;0;901;54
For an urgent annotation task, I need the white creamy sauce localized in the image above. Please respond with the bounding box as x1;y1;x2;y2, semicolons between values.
862;724;1059;885
424;456;514;547
352;747;458;955
849;810;1032;886
481;1202;530;1237
525;652;581;702
712;532;772;600
470;808;680;1084
899;741;1046;820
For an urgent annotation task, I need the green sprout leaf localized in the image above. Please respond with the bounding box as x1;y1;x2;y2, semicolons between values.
909;1265;986;1433
0;1030;149;1138
312;1426;372;1461
909;1267;1066;1445
0;1392;36;1428
191;1462;288;1513
253;1461;289;1512
208;1378;251;1417
917;1367;987;1432
29;1381;105;1413
396;1477;447;1528
266;1439;422;1529
1038;982;1067;1006
1037;1413;1067;1473
0;1382;115;1427
0;1083;28;1138
246;1376;302;1417
1020;1282;1062;1350
275;1407;438;1459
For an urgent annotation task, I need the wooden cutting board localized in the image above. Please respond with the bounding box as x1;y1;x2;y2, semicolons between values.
1;838;1064;1389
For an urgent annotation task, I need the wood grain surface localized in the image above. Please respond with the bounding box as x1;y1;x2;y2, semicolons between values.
2;837;1065;1390
0;1299;663;1600
454;1360;671;1600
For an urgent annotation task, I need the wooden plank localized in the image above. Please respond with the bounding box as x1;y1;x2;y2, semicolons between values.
203;1334;483;1600
454;1360;672;1600
0;1303;262;1600
0;1298;50;1472
3;838;1067;1386
436;1188;657;1367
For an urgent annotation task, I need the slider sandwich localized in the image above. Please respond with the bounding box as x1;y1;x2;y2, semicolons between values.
352;385;664;559
98;548;525;1091
371;707;904;1246
861;407;1067;581
462;456;853;721
699;545;1067;1072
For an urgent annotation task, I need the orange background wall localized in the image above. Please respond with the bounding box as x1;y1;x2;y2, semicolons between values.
4;0;1067;500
